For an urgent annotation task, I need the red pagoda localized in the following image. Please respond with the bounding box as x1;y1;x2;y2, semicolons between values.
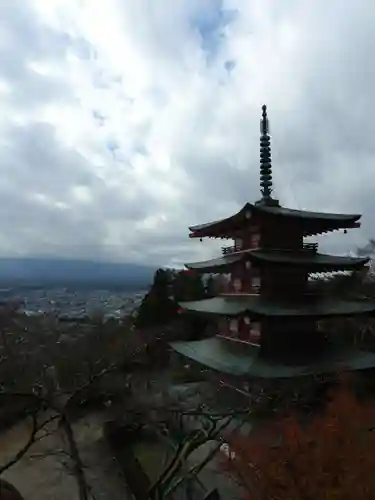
171;105;375;378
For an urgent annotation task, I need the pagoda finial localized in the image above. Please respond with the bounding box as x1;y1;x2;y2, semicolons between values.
260;104;273;200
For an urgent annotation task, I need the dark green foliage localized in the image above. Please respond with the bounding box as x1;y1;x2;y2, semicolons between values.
172;270;215;339
310;270;370;298
135;268;177;328
173;270;206;302
135;268;214;338
357;238;375;258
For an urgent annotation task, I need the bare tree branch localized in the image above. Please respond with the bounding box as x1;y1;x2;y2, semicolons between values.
164;421;243;498
149;415;236;499
0;391;89;500
0;412;39;474
58;414;89;500
64;363;118;407
28;449;71;460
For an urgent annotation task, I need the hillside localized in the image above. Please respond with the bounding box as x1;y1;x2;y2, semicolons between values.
0;257;156;289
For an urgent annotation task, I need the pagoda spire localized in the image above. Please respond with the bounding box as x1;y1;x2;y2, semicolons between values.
260;104;273;201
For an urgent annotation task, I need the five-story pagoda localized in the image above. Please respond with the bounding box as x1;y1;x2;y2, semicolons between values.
171;105;375;379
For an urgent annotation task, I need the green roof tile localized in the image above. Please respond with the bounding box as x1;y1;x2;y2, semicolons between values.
189;203;361;236
257;204;361;221
180;296;375;318
185;250;368;273
170;337;375;378
186;254;243;272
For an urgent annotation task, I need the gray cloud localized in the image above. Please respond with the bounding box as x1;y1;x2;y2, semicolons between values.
0;2;75;111
0;0;374;267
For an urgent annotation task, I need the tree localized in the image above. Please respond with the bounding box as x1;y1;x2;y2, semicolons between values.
222;379;375;500
173;270;206;302
357;237;375;258
108;380;250;500
0;303;151;500
0;298;238;499
0;296;222;499
309;236;375;352
135;268;177;328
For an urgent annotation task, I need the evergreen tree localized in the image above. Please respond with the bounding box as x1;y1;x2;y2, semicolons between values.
172;270;215;340
135;268;177;328
173;270;206;302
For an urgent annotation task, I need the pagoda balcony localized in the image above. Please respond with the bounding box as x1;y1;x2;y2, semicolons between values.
222;245;242;255
303;242;318;253
222;242;318;255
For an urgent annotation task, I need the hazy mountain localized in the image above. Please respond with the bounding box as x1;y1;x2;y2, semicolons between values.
0;257;156;289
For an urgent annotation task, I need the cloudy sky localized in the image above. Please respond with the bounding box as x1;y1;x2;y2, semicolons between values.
0;0;374;267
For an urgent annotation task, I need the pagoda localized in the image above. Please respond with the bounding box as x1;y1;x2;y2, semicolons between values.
171;105;375;379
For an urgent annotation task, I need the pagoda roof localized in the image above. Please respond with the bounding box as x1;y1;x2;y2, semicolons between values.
189;203;361;238
179;295;375;318
186;254;244;273
185;250;368;273
170;337;375;378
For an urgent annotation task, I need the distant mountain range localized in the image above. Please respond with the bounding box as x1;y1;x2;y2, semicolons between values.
0;258;156;289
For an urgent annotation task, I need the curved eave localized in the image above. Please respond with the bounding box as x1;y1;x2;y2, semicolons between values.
185;250;369;274
257;205;361;237
185;254;243;273
179;296;375;318
257;204;361;223
170;338;375;378
189;203;252;238
250;250;369;271
188;202;361;238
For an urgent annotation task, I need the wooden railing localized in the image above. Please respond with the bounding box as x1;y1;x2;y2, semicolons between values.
221;245;241;255
222;242;318;255
303;242;318;253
